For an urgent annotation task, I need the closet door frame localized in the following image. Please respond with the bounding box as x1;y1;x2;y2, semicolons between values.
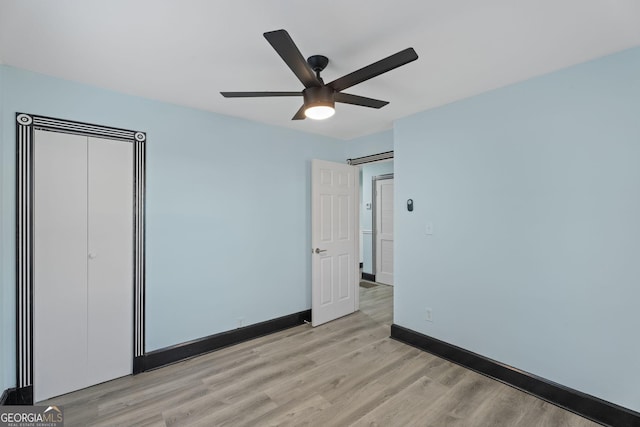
15;113;147;405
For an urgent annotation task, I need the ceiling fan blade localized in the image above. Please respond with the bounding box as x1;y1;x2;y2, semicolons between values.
334;93;389;109
220;91;301;98
328;48;418;92
264;30;322;88
292;105;306;120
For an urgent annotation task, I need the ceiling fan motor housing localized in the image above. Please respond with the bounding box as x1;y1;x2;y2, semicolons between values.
303;85;335;109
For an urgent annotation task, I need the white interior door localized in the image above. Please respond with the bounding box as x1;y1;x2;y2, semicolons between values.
375;178;394;285
33;131;133;401
311;159;359;326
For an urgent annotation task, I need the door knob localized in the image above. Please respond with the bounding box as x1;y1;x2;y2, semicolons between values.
88;252;97;260
314;248;327;254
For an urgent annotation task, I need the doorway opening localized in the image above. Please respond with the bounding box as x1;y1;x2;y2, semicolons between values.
357;160;394;284
347;151;394;282
347;151;395;328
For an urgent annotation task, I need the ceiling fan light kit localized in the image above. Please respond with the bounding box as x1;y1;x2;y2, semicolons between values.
305;105;335;120
221;29;418;121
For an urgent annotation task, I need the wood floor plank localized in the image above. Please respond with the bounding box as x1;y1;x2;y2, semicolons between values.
263;336;404;407
175;392;277;427
291;380;389;426
316;344;416;403
201;355;317;404
466;384;538;427
160;390;228;427
305;324;390;365
248;393;332;427
513;397;601;427
296;351;440;426
348;376;448;427
95;382;210;426
416;371;502;425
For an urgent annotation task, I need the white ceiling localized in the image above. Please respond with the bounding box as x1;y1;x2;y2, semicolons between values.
1;0;639;140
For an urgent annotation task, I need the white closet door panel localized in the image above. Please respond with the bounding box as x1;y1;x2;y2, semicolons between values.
33;130;88;402
87;137;133;384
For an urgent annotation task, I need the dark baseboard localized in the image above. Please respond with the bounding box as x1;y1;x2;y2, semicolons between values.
390;324;640;427
1;386;31;405
361;272;375;282
137;310;311;372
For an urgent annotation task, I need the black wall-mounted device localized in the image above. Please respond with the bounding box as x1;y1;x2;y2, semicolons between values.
407;199;414;212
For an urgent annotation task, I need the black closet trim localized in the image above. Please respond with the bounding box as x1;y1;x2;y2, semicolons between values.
15;113;147;405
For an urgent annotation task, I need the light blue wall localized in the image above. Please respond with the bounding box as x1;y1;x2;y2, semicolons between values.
394;47;640;412
0;66;345;391
360;161;394;274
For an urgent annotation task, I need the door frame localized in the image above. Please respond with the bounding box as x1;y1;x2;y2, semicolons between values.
15;113;147;404
372;173;394;282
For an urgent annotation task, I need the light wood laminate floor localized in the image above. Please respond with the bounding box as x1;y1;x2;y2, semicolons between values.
42;282;600;426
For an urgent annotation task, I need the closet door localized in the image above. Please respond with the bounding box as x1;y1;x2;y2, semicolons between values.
33;130;89;402
87;137;133;385
33;131;134;402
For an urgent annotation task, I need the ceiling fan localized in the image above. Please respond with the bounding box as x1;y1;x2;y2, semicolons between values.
221;29;418;120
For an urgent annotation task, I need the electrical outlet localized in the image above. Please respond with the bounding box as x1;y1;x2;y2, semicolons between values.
425;308;433;322
425;222;434;235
